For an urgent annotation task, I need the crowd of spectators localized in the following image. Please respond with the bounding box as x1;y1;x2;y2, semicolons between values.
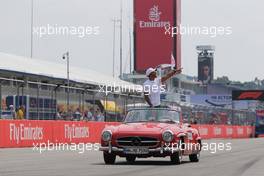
8;105;26;120
56;107;105;121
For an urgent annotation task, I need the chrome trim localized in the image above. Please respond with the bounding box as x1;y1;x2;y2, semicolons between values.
177;133;186;138
116;136;159;147
116;140;158;143
99;146;180;153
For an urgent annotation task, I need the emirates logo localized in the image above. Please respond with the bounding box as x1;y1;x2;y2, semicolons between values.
139;5;170;28
149;5;161;21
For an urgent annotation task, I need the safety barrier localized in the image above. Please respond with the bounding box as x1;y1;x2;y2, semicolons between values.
0;120;254;148
194;125;254;139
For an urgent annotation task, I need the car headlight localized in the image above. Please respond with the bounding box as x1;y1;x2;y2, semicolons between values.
102;130;112;142
162;130;174;142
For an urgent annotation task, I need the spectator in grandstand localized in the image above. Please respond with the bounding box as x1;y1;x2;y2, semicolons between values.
56;109;62;120
83;108;93;121
144;67;182;107
16;106;25;120
66;110;73;121
82;111;87;121
94;109;104;121
209;114;218;124
73;108;82;121
9;105;16;120
88;109;93;120
60;111;67;120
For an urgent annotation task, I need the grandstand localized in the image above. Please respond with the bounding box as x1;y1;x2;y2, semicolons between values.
0;52;143;121
0;52;136;87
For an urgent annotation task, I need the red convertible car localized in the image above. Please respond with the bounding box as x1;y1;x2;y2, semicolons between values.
100;107;202;164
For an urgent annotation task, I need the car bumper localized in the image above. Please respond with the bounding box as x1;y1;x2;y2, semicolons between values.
99;145;180;154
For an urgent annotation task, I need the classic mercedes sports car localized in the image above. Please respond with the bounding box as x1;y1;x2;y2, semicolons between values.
100;107;202;164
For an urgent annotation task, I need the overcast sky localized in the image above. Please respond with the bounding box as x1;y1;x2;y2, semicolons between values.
0;0;263;82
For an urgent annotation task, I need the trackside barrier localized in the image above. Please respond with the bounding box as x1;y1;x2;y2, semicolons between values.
0;120;254;148
192;125;254;139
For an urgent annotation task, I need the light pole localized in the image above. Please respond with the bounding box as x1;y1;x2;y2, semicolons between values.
30;0;34;58
119;0;123;79
112;18;117;78
112;18;121;78
62;52;70;115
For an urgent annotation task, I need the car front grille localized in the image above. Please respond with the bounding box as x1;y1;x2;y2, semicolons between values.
116;136;159;147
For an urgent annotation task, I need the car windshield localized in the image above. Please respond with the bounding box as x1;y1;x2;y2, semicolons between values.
125;108;180;123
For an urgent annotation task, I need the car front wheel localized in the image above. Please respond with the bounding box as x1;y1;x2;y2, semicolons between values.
170;151;182;165
189;153;200;162
126;156;136;163
103;152;116;164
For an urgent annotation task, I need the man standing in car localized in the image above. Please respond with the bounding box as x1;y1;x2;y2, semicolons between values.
143;67;182;108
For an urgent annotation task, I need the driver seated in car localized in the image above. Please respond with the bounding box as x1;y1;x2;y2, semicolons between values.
143;67;182;108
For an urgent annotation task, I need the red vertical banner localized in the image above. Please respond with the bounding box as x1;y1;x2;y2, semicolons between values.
175;0;181;70
134;0;181;72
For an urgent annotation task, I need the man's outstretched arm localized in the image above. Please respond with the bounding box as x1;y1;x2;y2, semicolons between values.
161;68;182;84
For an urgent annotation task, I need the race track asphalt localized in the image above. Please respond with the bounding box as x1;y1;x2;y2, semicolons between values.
0;138;263;176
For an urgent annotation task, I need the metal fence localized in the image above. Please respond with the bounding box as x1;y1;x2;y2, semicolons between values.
0;77;256;126
0;77;146;122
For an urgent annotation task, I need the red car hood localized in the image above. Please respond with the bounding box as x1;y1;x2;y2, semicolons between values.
114;122;179;135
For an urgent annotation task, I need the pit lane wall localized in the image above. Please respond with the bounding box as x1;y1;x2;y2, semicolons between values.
0;120;254;148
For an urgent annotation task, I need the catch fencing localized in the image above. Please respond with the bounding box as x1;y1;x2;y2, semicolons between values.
0;77;256;126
